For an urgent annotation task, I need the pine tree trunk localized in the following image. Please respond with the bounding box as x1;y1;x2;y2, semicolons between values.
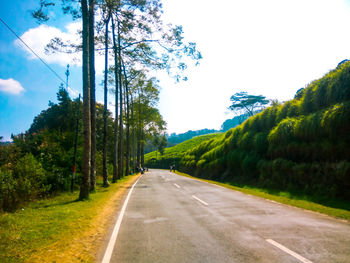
130;94;136;173
79;0;90;200
89;0;96;192
122;62;130;177
117;18;123;178
103;14;110;187
137;92;142;168
141;132;145;167
111;15;119;183
137;137;141;168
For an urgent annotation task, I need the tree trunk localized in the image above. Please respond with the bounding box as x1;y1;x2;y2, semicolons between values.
137;91;142;168
71;94;81;192
122;61;130;177
103;14;110;187
89;0;96;192
117;18;123;178
130;94;136;173
79;0;90;200
111;15;119;183
141;131;145;167
137;136;141;168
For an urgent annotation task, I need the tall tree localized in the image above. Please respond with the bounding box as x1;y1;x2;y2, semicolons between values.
117;16;124;179
34;0;201;183
102;11;111;187
129;75;166;167
229;92;270;117
111;14;119;182
122;60;131;176
89;0;97;192
79;0;91;199
32;0;93;199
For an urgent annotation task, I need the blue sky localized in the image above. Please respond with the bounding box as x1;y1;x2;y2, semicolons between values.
2;0;350;141
0;0;85;141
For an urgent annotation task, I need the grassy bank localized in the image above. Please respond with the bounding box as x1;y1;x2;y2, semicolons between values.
145;133;222;168
174;170;350;221
0;174;140;263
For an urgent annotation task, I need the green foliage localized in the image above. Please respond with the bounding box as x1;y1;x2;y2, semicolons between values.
229;91;270;116
0;154;48;211
146;61;350;202
166;129;219;147
0;87;120;211
145;133;222;169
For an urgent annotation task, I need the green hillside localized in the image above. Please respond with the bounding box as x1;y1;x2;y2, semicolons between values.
145;133;223;168
145;61;350;202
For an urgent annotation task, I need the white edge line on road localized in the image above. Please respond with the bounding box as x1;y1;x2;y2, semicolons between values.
174;183;181;188
101;175;143;263
192;195;209;206
266;239;313;263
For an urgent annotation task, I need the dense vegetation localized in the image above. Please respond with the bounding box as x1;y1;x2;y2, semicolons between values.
0;88;106;211
0;85;164;211
166;129;219;147
144;115;249;152
145;133;222;169
146;62;350;202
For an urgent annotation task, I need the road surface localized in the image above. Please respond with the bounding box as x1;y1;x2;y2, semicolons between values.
103;169;350;263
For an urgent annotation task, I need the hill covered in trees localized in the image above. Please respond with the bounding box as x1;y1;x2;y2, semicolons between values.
145;61;350;202
167;129;219;147
154;115;250;150
145;133;222;168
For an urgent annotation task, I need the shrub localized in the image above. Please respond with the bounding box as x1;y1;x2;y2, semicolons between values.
0;153;48;211
268;118;299;145
0;168;16;211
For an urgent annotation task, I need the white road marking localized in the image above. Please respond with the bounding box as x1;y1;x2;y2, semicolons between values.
174;183;181;188
101;175;143;263
192;195;209;206
144;217;168;224
266;239;313;263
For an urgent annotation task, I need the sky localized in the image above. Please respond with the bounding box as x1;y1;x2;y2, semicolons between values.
1;0;350;140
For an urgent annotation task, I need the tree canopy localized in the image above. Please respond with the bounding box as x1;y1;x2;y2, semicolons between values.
229;91;270;117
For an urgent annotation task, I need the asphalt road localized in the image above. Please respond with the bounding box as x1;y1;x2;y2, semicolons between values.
106;169;350;263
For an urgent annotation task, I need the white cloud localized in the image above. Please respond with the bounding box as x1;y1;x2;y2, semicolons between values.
16;22;108;77
15;23;82;67
0;78;25;95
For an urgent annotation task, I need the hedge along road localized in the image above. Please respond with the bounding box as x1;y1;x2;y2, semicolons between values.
101;169;350;263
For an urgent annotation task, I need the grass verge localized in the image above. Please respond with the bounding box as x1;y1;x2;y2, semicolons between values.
174;170;350;221
0;174;140;263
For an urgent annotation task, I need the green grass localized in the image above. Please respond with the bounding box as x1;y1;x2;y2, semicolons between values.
174;170;350;221
145;133;222;163
0;174;139;263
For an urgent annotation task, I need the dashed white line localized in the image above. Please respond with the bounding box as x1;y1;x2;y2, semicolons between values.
101;175;143;263
192;195;209;206
174;183;181;188
266;239;313;263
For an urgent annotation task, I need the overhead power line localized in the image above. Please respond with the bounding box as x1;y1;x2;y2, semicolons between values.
0;17;68;86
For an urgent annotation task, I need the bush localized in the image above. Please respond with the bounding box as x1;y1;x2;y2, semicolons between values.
0;153;48;211
0;168;16;211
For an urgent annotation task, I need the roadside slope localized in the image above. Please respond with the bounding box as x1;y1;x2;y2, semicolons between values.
146;61;350;204
145;133;223;169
